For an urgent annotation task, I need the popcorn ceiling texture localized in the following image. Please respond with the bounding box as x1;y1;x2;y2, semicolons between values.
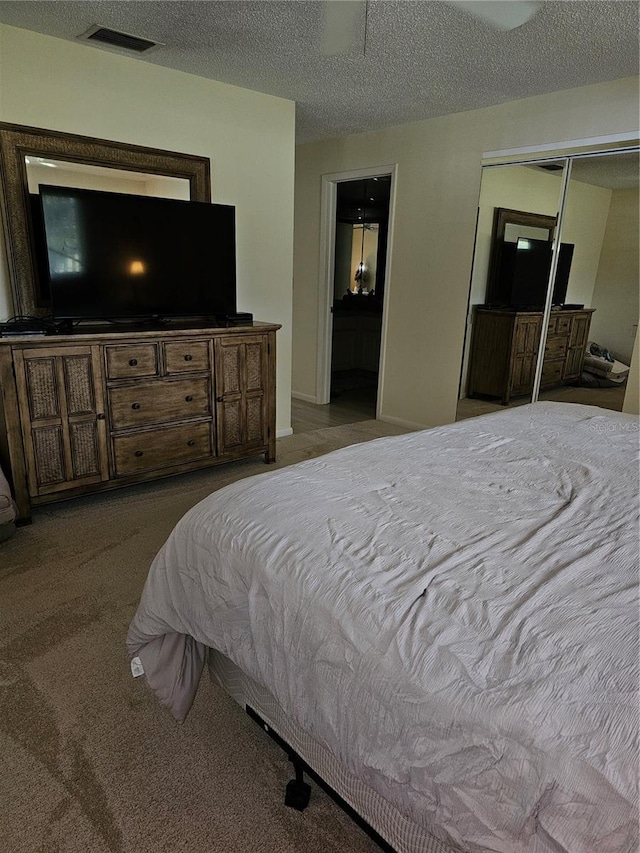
0;1;637;142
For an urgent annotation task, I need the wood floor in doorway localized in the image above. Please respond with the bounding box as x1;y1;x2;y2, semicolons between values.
292;388;376;434
292;380;627;435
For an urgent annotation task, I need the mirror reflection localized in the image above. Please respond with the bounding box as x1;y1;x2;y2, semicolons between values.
458;150;639;421
330;175;391;415
25;157;190;199
458;160;565;415
0;123;211;319
539;151;639;412
341;222;379;296
24;158;191;307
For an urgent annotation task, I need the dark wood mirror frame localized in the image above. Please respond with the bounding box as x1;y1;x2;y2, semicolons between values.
486;207;557;304
0;122;211;317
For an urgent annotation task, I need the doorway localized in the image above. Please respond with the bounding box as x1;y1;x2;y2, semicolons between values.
315;165;396;420
330;175;391;418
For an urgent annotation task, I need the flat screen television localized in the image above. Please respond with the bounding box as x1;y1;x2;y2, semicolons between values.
493;238;574;309
37;185;237;323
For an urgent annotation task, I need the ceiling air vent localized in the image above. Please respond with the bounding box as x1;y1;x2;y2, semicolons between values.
80;25;161;53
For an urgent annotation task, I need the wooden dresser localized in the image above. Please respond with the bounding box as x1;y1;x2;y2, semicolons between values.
467;307;594;405
0;323;279;522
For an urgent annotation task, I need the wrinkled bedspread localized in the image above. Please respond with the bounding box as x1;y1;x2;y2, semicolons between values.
127;402;639;853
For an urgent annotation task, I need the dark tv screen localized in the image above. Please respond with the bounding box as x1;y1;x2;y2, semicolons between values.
38;185;237;321
510;238;573;308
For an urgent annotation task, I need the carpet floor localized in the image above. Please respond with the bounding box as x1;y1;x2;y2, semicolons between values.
0;419;409;853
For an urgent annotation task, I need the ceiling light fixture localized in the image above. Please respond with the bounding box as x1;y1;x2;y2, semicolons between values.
448;1;542;31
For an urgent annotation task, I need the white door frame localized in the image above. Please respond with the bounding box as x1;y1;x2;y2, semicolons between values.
316;164;398;408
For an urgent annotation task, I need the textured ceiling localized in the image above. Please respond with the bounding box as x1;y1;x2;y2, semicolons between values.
0;1;638;143
570;151;639;190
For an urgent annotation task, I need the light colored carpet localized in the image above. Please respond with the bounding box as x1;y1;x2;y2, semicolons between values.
0;419;409;853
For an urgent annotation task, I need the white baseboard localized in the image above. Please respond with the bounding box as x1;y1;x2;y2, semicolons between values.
276;427;294;438
291;390;319;404
377;414;430;431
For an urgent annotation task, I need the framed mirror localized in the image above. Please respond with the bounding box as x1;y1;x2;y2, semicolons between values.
486;207;557;306
0;122;211;317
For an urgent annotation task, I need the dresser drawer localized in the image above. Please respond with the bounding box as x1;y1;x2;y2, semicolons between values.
541;359;564;387
556;315;571;335
105;344;159;379
109;377;211;429
164;340;210;374
113;422;212;477
544;335;568;358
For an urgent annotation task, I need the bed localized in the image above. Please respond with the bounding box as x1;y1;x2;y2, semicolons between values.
127;402;639;853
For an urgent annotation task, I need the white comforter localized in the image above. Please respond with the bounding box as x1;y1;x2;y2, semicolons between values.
128;403;639;853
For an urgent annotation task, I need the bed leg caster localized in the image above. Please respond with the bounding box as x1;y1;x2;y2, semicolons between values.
285;760;311;811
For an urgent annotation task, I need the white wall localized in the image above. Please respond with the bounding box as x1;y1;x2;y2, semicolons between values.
0;24;295;434
293;77;639;428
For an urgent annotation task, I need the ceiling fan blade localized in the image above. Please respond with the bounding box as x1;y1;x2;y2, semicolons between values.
321;0;367;56
450;1;542;31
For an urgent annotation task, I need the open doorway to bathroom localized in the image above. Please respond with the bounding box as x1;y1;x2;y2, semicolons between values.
330;175;391;416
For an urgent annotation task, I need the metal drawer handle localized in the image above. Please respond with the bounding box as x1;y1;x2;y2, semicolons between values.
184;354;193;362
129;358;138;366
185;395;193;402
216;396;224;403
187;439;195;447
96;413;105;420
132;403;141;410
135;450;143;457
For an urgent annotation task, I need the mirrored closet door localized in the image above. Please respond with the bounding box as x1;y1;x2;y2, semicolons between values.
536;150;639;413
457;159;565;420
457;147;639;422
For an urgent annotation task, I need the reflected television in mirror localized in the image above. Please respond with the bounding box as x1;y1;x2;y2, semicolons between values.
493;237;574;309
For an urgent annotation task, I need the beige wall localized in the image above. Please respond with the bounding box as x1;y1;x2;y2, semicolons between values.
0;24;295;434
622;331;639;414
294;77;639;428
590;187;639;365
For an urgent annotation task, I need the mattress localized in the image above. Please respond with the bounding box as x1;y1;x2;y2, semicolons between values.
128;402;639;853
208;647;458;853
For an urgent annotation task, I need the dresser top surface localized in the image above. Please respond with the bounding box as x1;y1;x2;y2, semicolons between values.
475;306;594;317
0;321;281;346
